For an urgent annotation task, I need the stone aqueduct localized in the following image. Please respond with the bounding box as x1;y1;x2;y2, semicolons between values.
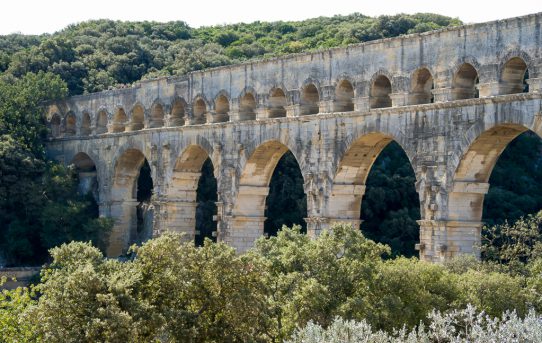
45;13;542;262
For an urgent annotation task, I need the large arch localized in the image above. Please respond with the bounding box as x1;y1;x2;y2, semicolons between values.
230;140;306;251
71;152;99;200
164;145;217;243
328;133;396;226
448;123;534;257
110;148;153;256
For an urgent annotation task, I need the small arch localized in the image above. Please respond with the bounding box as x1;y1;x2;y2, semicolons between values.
239;92;257;121
300;83;320;115
267;88;287;118
500;57;528;94
65;112;76;136
370;75;392;109
334;80;354;112
130;104;145;131
81;112;91;136
452;63;479;100
410;68;434;105
96;110;108;134
149;102;165;128
214;94;230;123
169;98;186;127
112;108;127;133
192;98;207;125
50;113;61;137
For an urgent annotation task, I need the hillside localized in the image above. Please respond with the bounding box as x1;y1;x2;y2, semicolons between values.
0;13;461;95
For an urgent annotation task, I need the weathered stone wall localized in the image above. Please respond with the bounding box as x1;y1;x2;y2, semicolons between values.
45;13;542;262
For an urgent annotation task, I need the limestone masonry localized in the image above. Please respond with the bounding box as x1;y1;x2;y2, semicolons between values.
45;13;542;262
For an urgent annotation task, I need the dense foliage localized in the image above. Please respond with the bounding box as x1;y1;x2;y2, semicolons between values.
0;72;112;266
1;219;542;342
0;14;462;96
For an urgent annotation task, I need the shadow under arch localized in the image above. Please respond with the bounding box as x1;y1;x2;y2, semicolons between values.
164;145;218;244
110;148;154;257
70;152;99;200
230;140;307;251
329;132;420;255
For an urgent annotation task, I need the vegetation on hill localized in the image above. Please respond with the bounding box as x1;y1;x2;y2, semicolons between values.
0;14;461;95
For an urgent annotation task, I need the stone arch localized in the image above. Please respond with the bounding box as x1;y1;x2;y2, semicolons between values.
164;144;217;241
328;132;412;226
500;57;528;94
50;113;61;138
238;90;257;121
96;109;109;134
81;112;91;136
169;97;186;127
300;81;320;115
71;152;99;199
410;67;434;105
129;104;145;131
65;112;77;136
267;87;287;118
213;91;230;123
110;147;153;256
112;107;128;133
230;140;306;251
369;73;392;109
149;101;165;128
192;96;208;125
452;63;479;100
334;79;355;112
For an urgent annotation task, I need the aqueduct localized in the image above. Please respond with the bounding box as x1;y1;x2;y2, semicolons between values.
45;13;542;262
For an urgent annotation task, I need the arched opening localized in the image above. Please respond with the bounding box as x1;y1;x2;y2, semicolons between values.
192;98;207;125
112;108;127;133
264;151;307;236
452;63;479;100
370;75;392;109
170;99;186;126
110;149;154;256
329;133;420;256
268;88;287;118
214;94;230;123
449;124;539;257
149;103;165;128
65;112;76;136
50;113;61;137
71;152;98;200
239;92;257;121
231;141;306;251
96;110;108;134
500;57;529;95
167;145;217;244
130;104;145;131
334;80;354;112
483;131;542;227
81;112;91;136
300;84;320;115
410;68;434;105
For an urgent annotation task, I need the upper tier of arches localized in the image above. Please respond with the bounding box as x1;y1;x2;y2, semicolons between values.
47;50;537;138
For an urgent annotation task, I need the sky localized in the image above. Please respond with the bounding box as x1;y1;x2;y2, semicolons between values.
1;0;541;35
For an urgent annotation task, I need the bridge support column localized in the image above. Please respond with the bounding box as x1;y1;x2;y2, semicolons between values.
224;216;266;253
390;92;409;107
159;200;197;241
108;199;139;256
353;97;370;112
418;220;483;262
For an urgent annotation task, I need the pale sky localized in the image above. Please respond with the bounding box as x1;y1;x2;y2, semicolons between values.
1;0;541;35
